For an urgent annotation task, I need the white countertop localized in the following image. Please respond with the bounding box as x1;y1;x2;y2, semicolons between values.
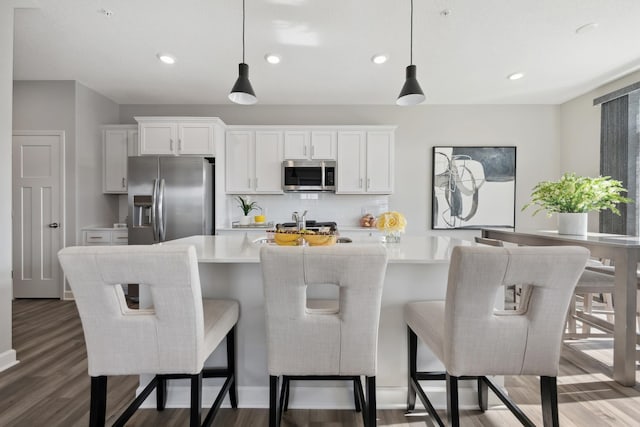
161;234;475;264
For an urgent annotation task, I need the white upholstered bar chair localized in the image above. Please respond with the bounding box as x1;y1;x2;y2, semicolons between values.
260;244;388;427
58;245;239;427
405;245;589;427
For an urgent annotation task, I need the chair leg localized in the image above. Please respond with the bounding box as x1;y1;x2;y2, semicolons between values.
269;375;279;427
156;375;167;411
226;326;238;409
190;373;202;427
446;374;460;427
583;293;593;334
89;376;107;427
540;376;559;427
406;326;417;411
366;376;376;427
477;376;488;412
282;377;290;412
353;376;362;412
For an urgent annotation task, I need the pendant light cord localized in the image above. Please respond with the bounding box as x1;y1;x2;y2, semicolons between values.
242;0;246;63
410;0;414;65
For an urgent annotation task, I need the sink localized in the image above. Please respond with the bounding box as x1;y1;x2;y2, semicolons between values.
252;237;352;245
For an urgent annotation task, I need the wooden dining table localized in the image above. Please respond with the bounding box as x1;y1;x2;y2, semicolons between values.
482;228;639;386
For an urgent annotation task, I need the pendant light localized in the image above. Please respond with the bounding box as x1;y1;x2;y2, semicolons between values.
396;0;425;106
229;0;257;105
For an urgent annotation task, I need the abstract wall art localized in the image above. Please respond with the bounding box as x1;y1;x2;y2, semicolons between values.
431;146;516;229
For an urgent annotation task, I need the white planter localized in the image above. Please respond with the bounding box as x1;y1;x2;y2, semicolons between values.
239;215;251;226
557;212;588;236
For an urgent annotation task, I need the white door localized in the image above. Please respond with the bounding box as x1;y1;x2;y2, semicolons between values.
12;131;65;298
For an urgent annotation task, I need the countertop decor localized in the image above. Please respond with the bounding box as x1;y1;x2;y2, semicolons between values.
376;211;407;243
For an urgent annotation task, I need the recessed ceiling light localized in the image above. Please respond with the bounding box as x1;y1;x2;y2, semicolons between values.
575;22;599;35
157;53;176;65
371;54;388;65
264;54;281;64
507;72;524;81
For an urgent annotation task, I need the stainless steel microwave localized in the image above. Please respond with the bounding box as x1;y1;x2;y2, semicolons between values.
282;160;336;192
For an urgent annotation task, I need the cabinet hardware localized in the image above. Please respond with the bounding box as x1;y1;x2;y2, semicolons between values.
359;178;363;188
255;177;258;188
48;222;60;229
248;178;251;188
179;138;183;151
170;139;174;151
122;177;126;188
303;145;307;156
311;145;314;157
367;178;371;189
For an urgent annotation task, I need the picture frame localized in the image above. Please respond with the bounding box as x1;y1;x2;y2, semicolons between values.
431;146;516;230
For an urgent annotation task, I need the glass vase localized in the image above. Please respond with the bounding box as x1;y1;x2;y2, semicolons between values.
383;231;401;243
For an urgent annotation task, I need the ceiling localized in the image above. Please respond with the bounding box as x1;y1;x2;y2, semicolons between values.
12;0;640;105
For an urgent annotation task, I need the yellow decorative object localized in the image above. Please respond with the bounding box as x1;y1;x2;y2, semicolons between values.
254;214;266;224
376;211;406;243
274;232;301;246
303;234;337;246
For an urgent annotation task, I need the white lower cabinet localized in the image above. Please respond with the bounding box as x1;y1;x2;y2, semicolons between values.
82;228;128;245
226;129;283;194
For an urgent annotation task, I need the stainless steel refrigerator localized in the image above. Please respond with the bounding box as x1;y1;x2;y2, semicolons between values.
127;156;214;244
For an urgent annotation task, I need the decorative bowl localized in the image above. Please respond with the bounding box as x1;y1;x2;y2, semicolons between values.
303;234;337;246
274;232;301;246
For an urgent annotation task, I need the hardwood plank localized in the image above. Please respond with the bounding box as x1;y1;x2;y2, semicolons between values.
2;299;640;426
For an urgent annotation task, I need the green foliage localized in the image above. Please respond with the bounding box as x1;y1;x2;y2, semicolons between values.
236;195;261;215
522;173;632;216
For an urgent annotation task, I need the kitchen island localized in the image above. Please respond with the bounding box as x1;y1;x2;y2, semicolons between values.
145;234;480;410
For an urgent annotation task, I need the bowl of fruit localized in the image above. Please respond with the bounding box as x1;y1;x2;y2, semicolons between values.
273;230;302;246
302;230;337;246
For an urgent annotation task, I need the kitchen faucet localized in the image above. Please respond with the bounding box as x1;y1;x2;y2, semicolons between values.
292;210;307;232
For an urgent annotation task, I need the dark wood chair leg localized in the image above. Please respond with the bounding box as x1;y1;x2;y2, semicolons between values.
156;375;167;411
446;374;460;427
407;327;417;411
353;377;362;412
190;373;202;427
89;376;107;427
366;376;376;427
226;326;238;409
269;375;279;427
478;376;488;412
282;377;290;412
540;376;559;427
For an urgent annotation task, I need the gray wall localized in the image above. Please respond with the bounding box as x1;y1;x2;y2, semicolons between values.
0;3;15;370
13;81;120;246
75;82;120;234
121;104;560;235
13;81;78;246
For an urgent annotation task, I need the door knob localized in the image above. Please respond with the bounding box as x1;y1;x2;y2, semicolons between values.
48;222;59;228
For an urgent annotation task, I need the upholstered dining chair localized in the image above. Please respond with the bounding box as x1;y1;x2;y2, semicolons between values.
260;244;388;427
405;245;589;427
58;245;239;427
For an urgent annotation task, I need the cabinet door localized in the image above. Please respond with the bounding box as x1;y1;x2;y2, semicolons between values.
226;131;254;193
311;130;336;159
103;129;128;193
366;131;394;193
127;129;138;157
336;131;366;193
255;131;284;193
178;122;215;155
139;122;177;155
283;131;310;159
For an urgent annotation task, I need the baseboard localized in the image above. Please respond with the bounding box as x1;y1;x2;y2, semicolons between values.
63;290;74;300
0;349;19;373
139;381;496;410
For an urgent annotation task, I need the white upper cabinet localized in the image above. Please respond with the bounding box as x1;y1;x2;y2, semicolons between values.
226;128;284;194
102;125;137;194
336;127;395;194
284;130;336;160
136;117;223;156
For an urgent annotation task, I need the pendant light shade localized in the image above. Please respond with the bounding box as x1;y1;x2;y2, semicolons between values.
229;0;257;105
229;63;257;105
397;65;425;106
396;0;425;106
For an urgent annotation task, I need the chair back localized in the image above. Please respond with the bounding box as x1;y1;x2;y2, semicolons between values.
260;244;388;377
444;245;588;377
58;245;206;376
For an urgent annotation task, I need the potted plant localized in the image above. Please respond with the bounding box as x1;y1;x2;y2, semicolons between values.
522;173;631;235
236;196;260;225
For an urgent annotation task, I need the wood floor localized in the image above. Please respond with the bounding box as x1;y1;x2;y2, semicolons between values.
2;300;640;426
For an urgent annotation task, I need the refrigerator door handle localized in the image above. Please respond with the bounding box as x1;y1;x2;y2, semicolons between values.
158;178;166;241
151;179;159;241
